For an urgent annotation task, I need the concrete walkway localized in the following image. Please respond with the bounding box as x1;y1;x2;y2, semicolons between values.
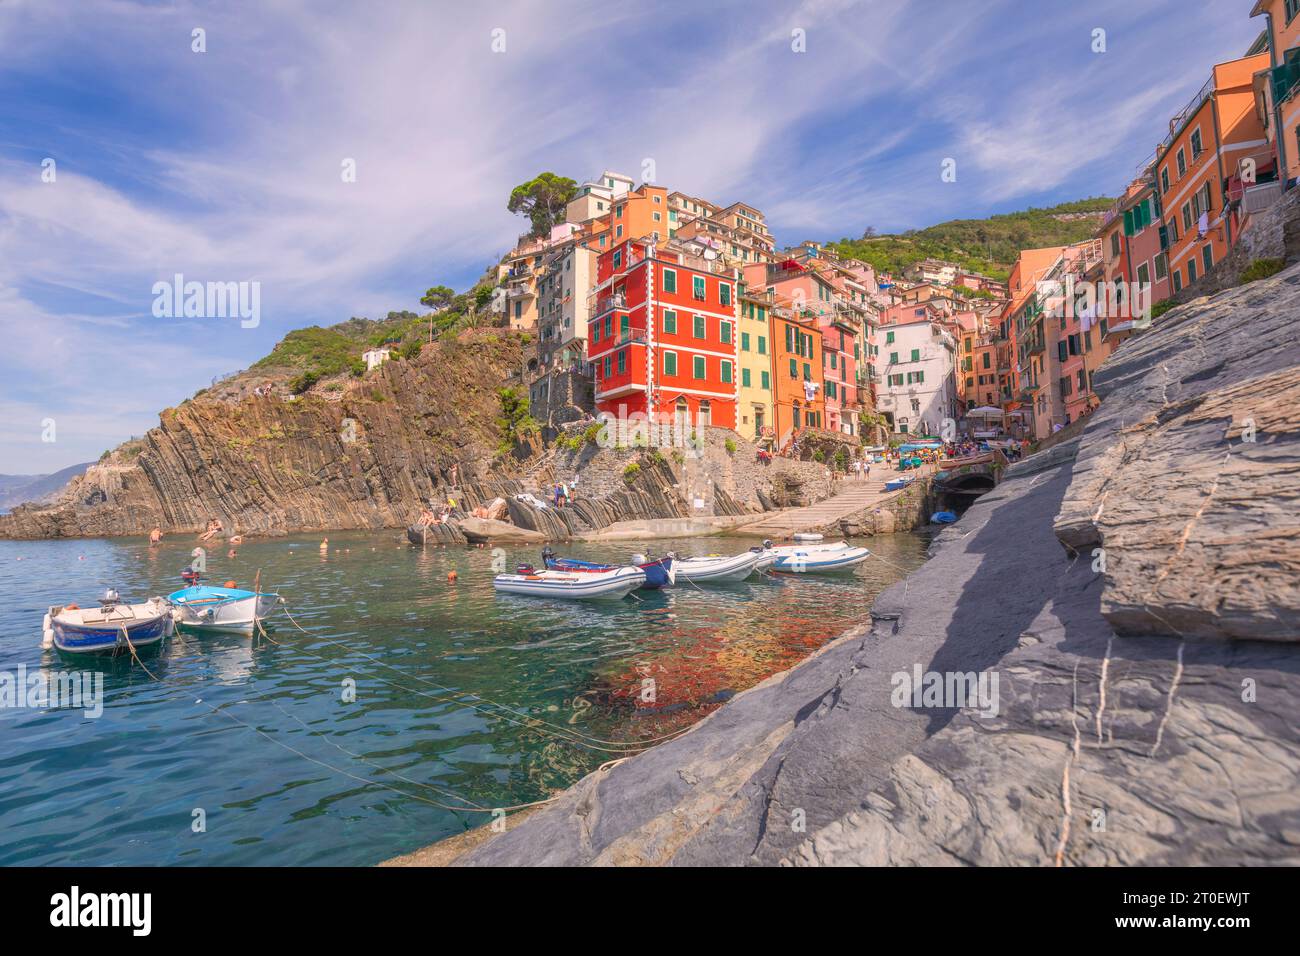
734;464;934;538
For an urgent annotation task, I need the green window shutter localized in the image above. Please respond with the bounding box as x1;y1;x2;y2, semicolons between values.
720;321;731;344
885;331;894;344
803;363;811;380
692;276;706;299
663;310;676;334
889;351;898;364
604;316;611;337
693;355;706;379
663;270;676;293
693;314;706;338
721;361;732;384
742;367;751;387
617;350;626;373
664;351;677;376
910;348;920;362
758;335;767;354
1122;208;1134;237
741;332;750;351
786;326;794;351
789;358;797;377
761;370;770;390
720;284;731;306
620;314;629;339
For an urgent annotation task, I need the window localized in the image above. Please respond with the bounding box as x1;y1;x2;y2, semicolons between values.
889;351;899;364
719;283;731;306
760;370;770;390
603;355;611;378
1160;167;1170;193
906;371;925;384
692;276;706;301
1154;253;1168;280
661;268;680;294
1181;202;1193;233
1172;269;1183;293
1187;258;1198;283
1176;147;1186;177
693;314;706;339
1288;0;1300;21
982;352;991;369
803;363;811;380
603;316;611;338
652;211;661;222
721;360;733;384
617;349;626;374
615;205;623;218
619;314;629;340
910;348;920;363
663;309;677;334
663;351;677;376
789;358;798;377
720;321;732;344
615;225;623;238
1202;245;1213;274
1110;232;1120;258
741;332;750;351
741;367;751;387
1190;127;1203;159
885;330;895;344
1137;262;1150;286
693;355;706;380
757;335;767;355
612;250;621;269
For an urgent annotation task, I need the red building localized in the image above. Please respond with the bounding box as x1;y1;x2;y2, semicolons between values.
588;238;739;429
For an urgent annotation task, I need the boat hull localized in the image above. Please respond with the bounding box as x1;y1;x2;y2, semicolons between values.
493;567;645;600
168;587;280;632
771;544;871;573
674;550;763;583
546;556;675;589
49;602;172;654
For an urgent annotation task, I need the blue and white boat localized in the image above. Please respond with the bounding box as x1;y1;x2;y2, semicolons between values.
42;591;173;655
769;541;871;573
167;585;281;632
542;550;675;589
493;564;645;600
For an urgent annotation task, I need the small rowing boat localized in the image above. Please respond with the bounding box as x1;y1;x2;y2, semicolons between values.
542;548;675;589
673;549;764;584
493;564;645;600
168;585;281;633
42;590;173;655
769;541;871;573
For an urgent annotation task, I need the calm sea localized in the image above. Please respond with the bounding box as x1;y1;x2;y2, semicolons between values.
0;530;926;865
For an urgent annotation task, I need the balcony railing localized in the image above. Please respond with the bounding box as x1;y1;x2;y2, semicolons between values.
593;292;626;317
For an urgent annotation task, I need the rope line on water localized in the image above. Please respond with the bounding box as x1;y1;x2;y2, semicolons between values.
119;623;161;682
199;698;558;816
274;602;691;753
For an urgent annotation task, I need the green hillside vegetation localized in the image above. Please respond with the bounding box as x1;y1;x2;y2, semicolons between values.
828;197;1113;282
250;280;498;393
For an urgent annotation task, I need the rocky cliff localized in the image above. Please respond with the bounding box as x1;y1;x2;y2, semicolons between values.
0;330;527;539
428;261;1300;866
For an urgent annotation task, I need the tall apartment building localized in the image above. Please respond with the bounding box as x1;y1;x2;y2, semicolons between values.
872;316;957;437
587;236;740;430
1251;1;1300;186
735;285;777;444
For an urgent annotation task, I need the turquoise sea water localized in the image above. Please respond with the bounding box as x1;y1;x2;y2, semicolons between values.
0;531;926;866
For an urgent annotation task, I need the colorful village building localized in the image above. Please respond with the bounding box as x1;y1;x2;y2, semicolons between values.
587;236;740;430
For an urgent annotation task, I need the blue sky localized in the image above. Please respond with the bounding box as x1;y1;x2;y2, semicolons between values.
0;0;1262;471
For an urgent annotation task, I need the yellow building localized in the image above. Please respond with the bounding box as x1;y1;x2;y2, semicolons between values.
735;284;776;444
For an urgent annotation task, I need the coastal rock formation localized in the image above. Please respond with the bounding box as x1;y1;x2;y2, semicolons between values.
1054;261;1300;642
437;265;1300;867
0;332;527;539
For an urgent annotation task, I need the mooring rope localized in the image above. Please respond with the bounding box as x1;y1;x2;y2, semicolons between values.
119;622;161;682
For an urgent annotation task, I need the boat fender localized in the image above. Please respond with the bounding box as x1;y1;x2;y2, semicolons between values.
41;612;54;649
224;580;237;588
447;570;458;582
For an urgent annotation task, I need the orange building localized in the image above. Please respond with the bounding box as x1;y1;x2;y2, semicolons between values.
770;307;825;446
578;184;671;254
1154;51;1271;294
1251;1;1300;186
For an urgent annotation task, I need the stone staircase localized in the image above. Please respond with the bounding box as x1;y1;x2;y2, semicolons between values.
737;467;931;539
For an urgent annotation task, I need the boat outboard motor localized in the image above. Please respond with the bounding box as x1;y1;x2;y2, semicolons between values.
180;566;202;585
99;587;121;609
762;539;773;550
541;545;556;568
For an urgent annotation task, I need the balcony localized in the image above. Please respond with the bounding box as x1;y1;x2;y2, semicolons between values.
592;291;626;317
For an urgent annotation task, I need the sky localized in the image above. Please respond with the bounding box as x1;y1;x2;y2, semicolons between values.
0;0;1263;472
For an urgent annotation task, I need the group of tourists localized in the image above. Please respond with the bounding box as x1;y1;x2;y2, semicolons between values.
553;476;578;508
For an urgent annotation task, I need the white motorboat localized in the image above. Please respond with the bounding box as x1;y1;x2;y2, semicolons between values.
43;591;174;654
672;549;764;583
168;585;281;633
769;541;871;573
493;564;645;600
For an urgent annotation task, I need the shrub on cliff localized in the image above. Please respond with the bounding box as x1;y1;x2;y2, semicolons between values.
622;462;641;483
1242;258;1285;283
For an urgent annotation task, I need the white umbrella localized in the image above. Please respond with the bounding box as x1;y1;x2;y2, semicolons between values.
965;406;1004;419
